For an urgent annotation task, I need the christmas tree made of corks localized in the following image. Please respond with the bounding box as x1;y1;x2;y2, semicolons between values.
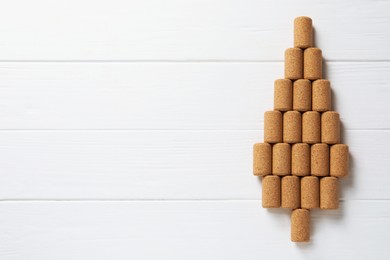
253;17;349;242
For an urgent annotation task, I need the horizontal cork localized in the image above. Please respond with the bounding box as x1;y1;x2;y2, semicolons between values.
294;16;313;49
291;209;310;242
304;48;322;80
330;144;349;178
285;48;303;80
311;143;329;177
320;176;339;210
262;175;281;208
281;176;300;209
312;79;331;112
301;176;319;209
264;110;283;143
253;143;272;176
293;79;311;112
274;79;293;111
321;111;340;144
302;111;321;144
291;143;310;176
272;143;291;176
283;111;302;143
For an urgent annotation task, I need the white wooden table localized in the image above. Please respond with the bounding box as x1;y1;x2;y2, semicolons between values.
0;0;389;259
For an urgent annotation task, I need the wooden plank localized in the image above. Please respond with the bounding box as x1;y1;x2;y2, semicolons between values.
0;0;389;60
0;130;387;200
0;62;388;130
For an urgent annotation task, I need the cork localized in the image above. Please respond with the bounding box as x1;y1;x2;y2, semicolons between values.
293;79;311;112
262;175;281;208
272;143;291;176
291;143;310;177
301;176;319;209
281;176;300;209
285;48;303;80
304;48;322;80
320;176;339;210
312;79;331;112
283;111;302;143
291;209;310;242
311;143;329;177
264;110;283;143
253;143;272;176
274;79;293;111
330;144;349;178
294;16;313;49
321;111;340;144
302;111;321;144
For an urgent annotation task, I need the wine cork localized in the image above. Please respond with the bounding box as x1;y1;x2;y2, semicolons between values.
274;79;293;111
262;175;281;208
291;143;310;176
285;48;303;80
304;48;322;80
253;143;272;176
320;176;339;210
293;79;311;112
321;111;340;144
311;143;329;177
272;143;291;176
301;176;319;209
281;176;300;209
283;111;302;143
264;110;283;143
312;79;331;112
294;16;313;49
302;111;321;144
330;144;349;178
291;209;310;242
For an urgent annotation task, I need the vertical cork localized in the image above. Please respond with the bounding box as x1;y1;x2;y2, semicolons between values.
311;143;329;177
302;111;321;144
312;79;331;112
294;16;313;49
262;175;281;208
291;209;310;242
272;143;291;176
320;177;339;210
281;176;300;209
301;176;319;209
304;48;322;80
283;111;302;143
291;143;310;177
274;79;293;111
264;110;283;143
330;144;349;178
321;111;340;144
253;143;272;176
285;48;303;80
293;79;311;112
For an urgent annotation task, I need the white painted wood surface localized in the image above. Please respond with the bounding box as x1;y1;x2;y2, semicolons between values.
0;0;389;259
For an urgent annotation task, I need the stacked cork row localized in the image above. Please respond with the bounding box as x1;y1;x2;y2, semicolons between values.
253;17;349;242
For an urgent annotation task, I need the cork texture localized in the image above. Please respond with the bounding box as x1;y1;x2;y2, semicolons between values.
294;16;313;49
311;143;329;177
321;111;340;144
301;176;319;209
281;176;300;209
320;177;339;209
283;111;302;143
264;110;283;143
291;143;310;176
293;79;311;112
272;143;291;176
291;209;310;242
304;48;322;80
262;175;281;208
330;144;349;178
312;79;331;112
285;48;303;80
253;143;272;176
302;111;321;144
274;79;293;111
